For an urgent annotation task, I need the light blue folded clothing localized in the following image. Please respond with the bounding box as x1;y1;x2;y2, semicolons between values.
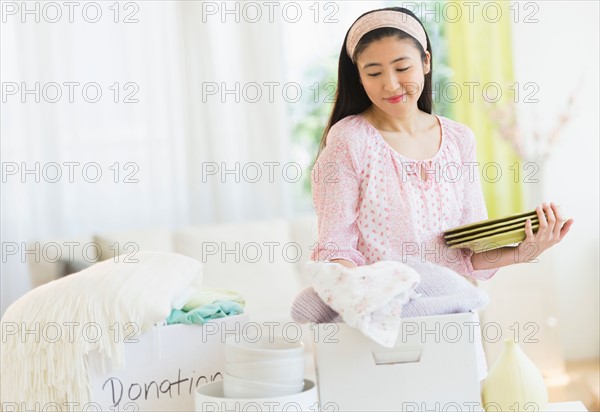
166;300;244;325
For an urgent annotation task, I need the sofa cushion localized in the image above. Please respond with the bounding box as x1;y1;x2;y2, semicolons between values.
93;228;174;262
27;236;95;286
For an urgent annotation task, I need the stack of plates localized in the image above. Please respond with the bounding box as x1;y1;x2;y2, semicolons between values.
443;208;565;253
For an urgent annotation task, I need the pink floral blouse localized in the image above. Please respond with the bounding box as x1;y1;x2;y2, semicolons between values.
310;113;499;282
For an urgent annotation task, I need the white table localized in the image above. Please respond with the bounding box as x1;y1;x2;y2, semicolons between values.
547;401;588;411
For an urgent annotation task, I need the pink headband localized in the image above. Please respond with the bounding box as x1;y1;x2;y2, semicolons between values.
346;10;428;64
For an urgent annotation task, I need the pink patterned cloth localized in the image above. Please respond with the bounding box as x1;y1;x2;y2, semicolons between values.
305;260;421;347
310;114;499;282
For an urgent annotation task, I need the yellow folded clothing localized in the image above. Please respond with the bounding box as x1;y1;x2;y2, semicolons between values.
183;288;245;312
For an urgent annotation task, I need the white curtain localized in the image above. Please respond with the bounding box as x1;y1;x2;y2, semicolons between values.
1;2;293;312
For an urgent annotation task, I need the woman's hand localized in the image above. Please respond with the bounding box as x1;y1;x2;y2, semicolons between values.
329;258;358;269
515;202;574;263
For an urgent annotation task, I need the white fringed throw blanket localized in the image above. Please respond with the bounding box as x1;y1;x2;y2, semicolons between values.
0;251;202;408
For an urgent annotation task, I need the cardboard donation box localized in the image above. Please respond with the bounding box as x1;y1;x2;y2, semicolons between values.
88;315;248;411
313;312;485;412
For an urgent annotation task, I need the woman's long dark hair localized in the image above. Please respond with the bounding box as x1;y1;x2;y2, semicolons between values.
316;7;433;158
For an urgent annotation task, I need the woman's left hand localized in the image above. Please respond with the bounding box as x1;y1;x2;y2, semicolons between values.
515;202;574;263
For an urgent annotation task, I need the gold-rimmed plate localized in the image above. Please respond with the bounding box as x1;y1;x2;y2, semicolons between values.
448;227;532;253
447;220;540;246
443;210;538;237
444;214;540;241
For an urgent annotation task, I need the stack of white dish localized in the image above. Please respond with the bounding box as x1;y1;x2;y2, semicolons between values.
223;336;305;399
195;379;318;412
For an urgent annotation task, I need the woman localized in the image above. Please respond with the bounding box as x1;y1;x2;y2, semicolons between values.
291;6;575;384
311;6;573;277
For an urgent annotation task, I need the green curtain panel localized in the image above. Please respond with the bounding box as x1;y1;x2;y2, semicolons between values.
444;1;523;218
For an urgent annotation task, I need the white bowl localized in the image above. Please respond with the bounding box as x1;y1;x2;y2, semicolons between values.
196;379;318;411
225;357;304;385
223;372;305;399
225;336;304;364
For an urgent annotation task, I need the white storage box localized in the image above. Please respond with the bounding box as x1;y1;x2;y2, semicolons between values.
88;315;248;411
313;312;485;412
194;379;319;412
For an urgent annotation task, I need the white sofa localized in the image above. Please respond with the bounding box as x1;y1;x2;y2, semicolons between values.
27;215;319;324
